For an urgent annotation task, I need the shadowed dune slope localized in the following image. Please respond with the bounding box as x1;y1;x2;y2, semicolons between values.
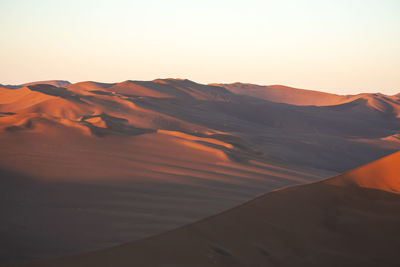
9;151;400;267
0;122;328;264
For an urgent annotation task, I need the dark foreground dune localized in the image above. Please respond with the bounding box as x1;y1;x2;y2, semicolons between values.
7;151;400;267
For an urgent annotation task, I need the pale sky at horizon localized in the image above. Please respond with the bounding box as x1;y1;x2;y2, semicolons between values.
1;0;399;95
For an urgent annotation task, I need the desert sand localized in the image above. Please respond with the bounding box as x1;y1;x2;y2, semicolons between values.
0;79;399;264
6;147;400;267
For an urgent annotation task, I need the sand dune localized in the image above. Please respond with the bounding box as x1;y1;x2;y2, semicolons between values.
8;151;400;267
215;83;351;105
217;83;400;116
1;79;398;173
326;150;400;193
0;80;70;89
0;122;328;263
1;79;399;264
0;81;330;263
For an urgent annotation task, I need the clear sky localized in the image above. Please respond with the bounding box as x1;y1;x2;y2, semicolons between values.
1;0;399;95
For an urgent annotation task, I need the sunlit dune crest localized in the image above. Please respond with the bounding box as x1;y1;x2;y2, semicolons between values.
326;151;400;193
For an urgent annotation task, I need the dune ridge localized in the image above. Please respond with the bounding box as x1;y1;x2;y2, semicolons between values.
325;150;400;193
217;82;400;112
0;80;70;89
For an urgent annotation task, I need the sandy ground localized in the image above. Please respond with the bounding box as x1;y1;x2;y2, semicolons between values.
0;125;329;263
1;79;399;264
7;149;400;267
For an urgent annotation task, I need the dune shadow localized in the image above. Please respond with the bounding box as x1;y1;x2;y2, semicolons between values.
27;84;87;104
89;90;115;96
4;120;34;132
0;112;16;116
81;113;154;137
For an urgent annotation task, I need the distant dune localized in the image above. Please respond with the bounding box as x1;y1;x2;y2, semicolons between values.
1;79;399;172
216;83;400;112
0;80;71;89
0;79;399;263
8;151;400;267
214;82;350;106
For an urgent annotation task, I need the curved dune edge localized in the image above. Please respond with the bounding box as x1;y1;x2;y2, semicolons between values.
8;151;400;267
324;150;400;193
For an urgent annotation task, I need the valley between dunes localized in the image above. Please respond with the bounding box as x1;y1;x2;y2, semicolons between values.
0;79;399;264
